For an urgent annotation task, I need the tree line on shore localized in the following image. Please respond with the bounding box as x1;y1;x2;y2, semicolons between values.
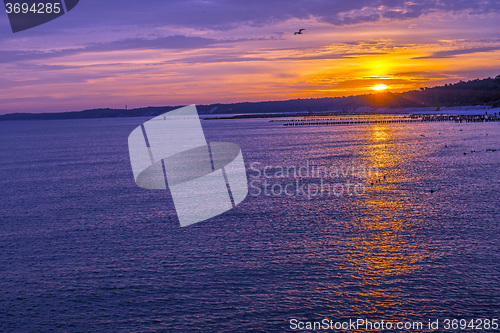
2;75;499;120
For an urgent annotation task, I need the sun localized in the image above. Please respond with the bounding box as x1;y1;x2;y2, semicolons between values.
370;84;388;91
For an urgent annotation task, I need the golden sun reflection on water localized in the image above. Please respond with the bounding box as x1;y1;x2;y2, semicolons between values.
341;122;425;317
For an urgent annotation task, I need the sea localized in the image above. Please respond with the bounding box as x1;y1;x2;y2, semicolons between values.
0;116;499;332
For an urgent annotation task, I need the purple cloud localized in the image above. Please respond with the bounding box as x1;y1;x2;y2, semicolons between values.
0;35;224;63
414;46;500;59
4;0;497;34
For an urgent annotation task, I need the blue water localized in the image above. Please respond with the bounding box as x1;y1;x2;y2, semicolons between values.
0;117;499;332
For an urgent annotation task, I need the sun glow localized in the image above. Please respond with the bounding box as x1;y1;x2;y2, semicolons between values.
370;84;388;91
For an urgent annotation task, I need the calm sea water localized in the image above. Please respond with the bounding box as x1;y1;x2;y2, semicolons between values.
0;116;499;332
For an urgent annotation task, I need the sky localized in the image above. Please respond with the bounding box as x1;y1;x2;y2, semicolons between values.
1;0;499;114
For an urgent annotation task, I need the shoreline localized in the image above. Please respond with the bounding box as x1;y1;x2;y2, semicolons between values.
1;106;499;122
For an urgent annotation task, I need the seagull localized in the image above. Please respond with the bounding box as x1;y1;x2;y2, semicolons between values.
294;29;305;35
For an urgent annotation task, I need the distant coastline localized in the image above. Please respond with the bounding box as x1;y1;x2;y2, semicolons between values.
1;75;499;121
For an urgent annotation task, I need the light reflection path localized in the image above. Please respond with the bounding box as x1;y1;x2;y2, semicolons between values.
339;123;428;319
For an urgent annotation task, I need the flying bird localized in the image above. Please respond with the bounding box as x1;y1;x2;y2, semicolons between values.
294;29;305;35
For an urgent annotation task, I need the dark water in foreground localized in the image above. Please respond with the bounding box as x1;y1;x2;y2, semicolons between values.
0;117;499;332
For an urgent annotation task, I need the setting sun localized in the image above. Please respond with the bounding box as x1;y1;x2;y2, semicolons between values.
370;84;389;91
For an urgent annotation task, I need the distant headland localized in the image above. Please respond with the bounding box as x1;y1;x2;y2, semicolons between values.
1;75;499;121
